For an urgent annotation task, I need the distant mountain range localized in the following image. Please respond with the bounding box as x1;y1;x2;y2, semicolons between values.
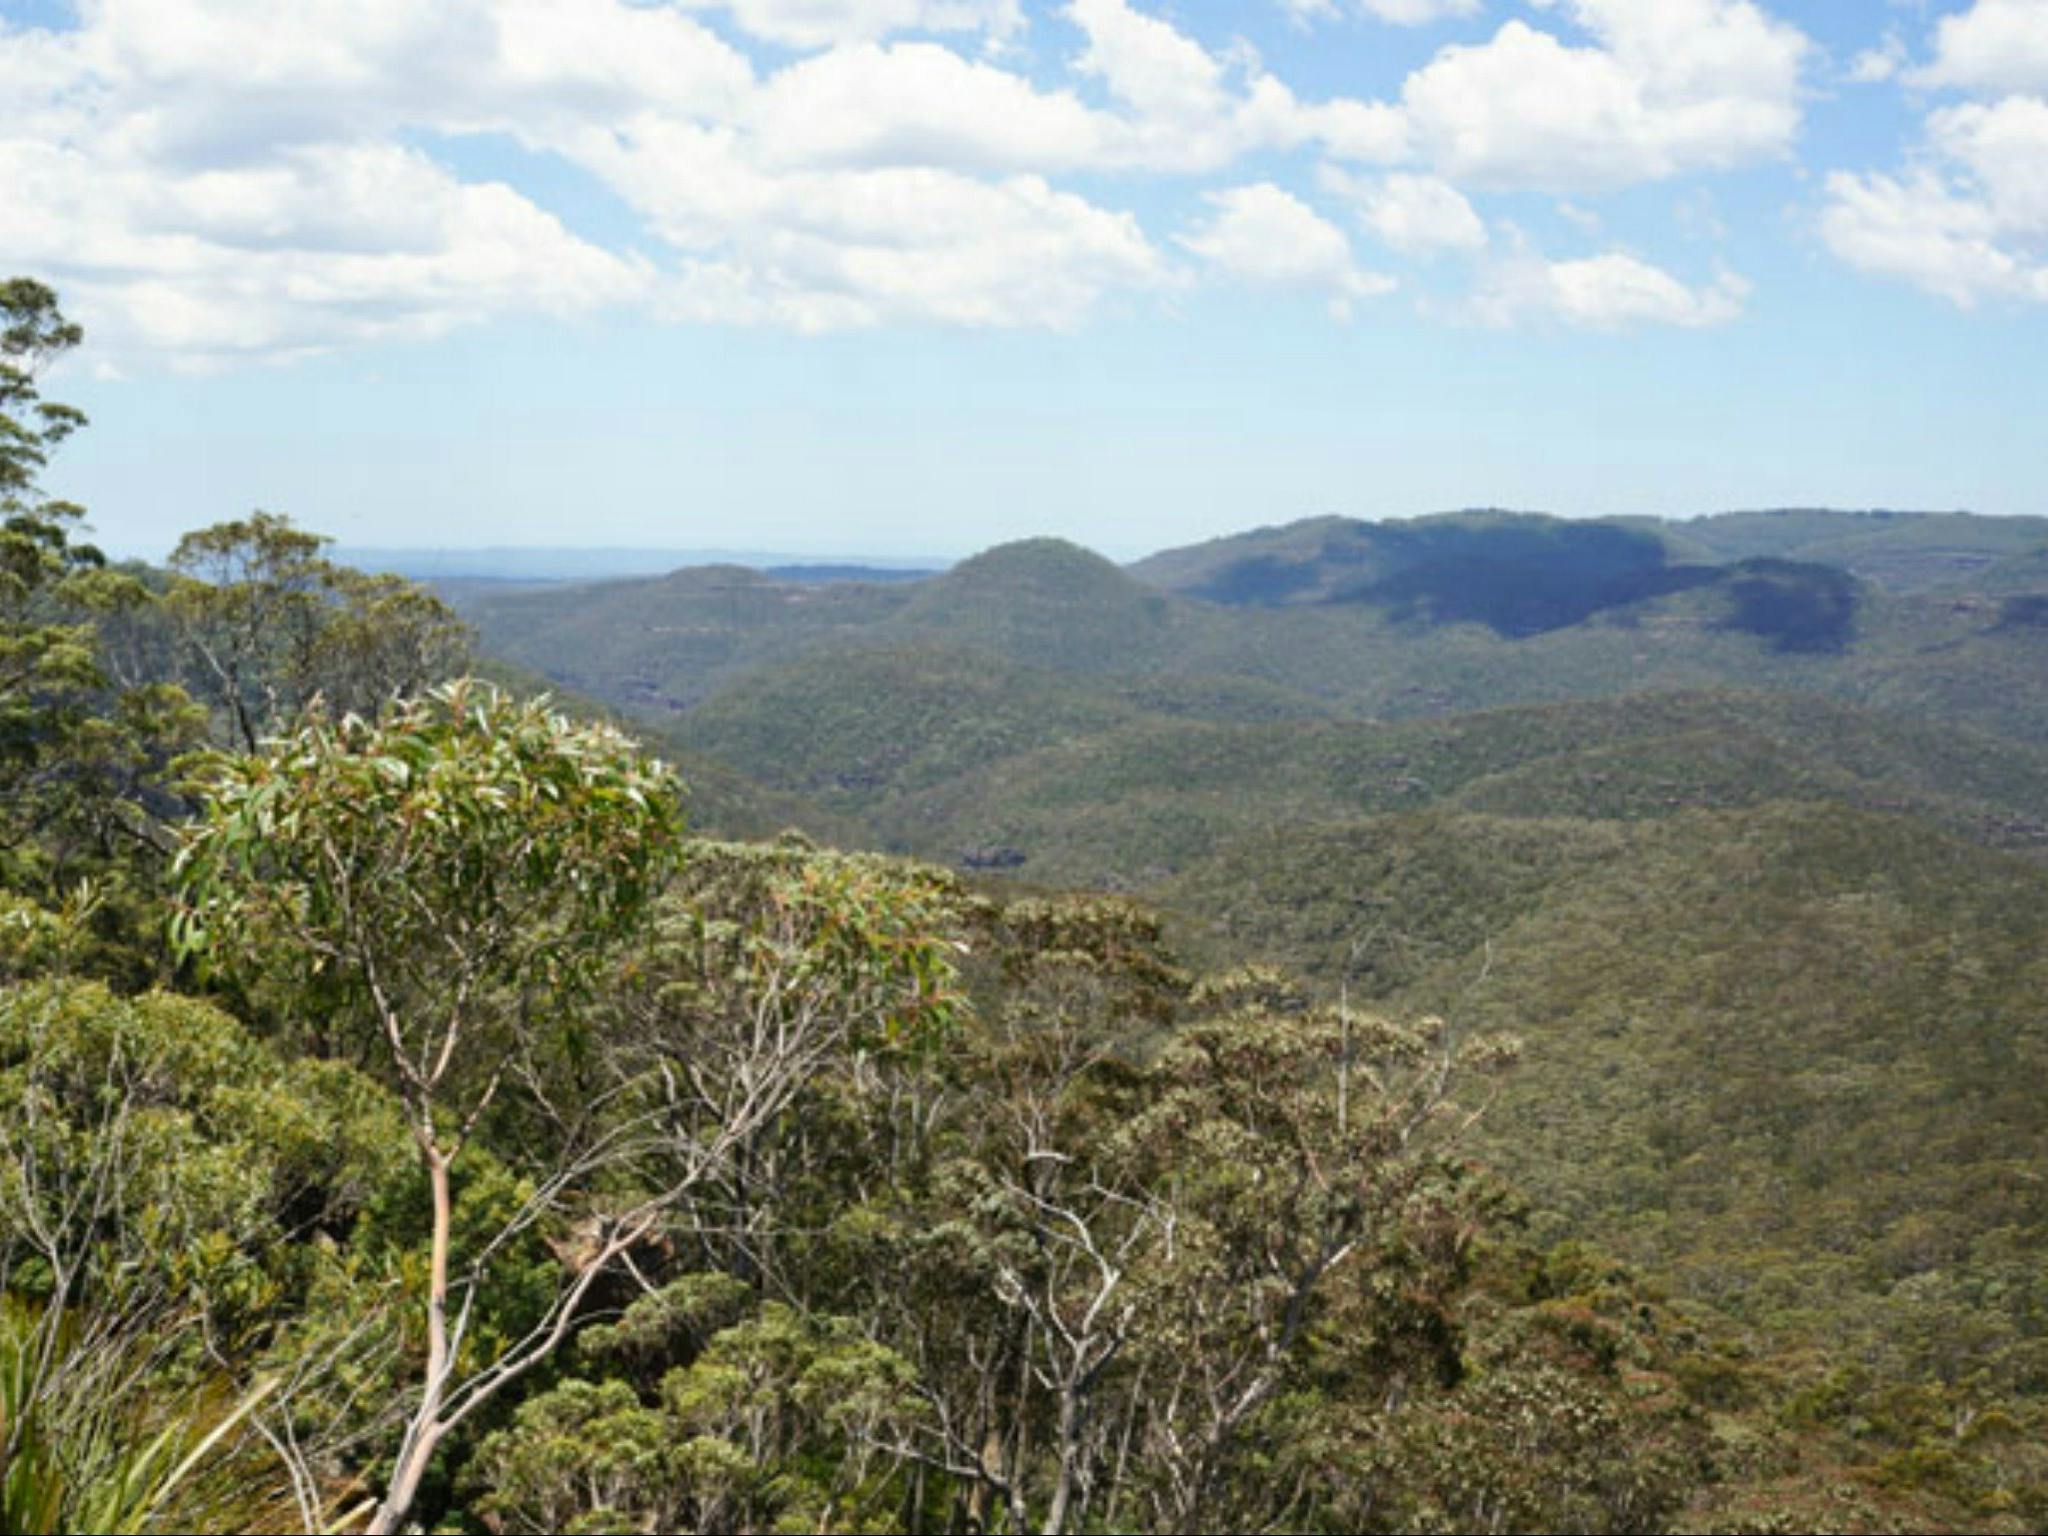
331;545;949;584
454;503;2048;1527
451;508;2048;742
337;506;2048;591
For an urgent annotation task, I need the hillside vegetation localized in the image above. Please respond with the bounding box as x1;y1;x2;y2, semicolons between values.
661;681;2048;884
449;510;2048;1531
459;513;2048;747
1133;509;2048;603
1161;803;2048;1518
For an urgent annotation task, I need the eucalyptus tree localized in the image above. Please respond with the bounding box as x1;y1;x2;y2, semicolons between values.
174;685;977;1533
165;512;471;752
2;279;201;893
173;681;686;1534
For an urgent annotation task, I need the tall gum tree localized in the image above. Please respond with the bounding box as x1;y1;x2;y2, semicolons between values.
172;680;686;1535
2;277;203;933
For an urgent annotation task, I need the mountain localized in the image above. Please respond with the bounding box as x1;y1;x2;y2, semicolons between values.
1160;803;2048;1431
459;514;2048;748
1127;510;1703;623
1675;508;2048;591
333;545;948;583
460;563;919;712
1130;509;2048;609
878;538;1238;673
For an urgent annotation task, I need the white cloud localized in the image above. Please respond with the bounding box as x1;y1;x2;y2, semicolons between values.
0;0;752;361
1323;168;1487;253
1846;33;1905;86
737;28;1408;175
1288;95;1412;164
678;0;1025;51
1359;0;1481;23
75;0;756;153
1935;93;2048;230
1820;95;2048;306
0;0;1817;365
745;42;1106;171
1913;0;2048;95
1065;0;1409;170
1178;183;1394;318
0;137;648;368
1065;0;1294;170
1399;0;1808;190
1280;0;1479;23
568;117;1165;328
1072;0;1232;121
1826;2;2048;306
1471;247;1749;327
1;0;1186;357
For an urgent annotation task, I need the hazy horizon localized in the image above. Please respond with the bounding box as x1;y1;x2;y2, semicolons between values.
98;501;2018;576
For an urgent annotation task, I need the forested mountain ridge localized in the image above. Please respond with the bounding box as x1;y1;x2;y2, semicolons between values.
455;511;2048;745
7;271;2048;1533
1130;508;2048;603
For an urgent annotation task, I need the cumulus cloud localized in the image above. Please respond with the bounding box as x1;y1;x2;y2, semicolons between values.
1470;247;1749;328
1821;95;2048;306
0;0;1183;357
1912;0;2048;95
1846;33;1905;86
1399;0;1809;190
744;42;1106;171
0;0;686;367
0;137;649;369
1323;168;1487;254
1361;0;1482;23
1281;0;1480;24
1178;183;1394;318
1065;0;1407;171
70;0;757;153
1822;1;2048;306
2;0;1812;365
579;119;1166;328
677;0;1025;50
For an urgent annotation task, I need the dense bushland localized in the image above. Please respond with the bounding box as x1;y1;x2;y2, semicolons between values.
8;277;2047;1532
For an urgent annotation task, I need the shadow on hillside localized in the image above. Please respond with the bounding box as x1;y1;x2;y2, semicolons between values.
1998;593;2048;630
1292;522;1861;649
1717;559;1858;653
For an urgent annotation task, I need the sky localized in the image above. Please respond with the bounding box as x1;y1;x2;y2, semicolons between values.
4;0;2047;561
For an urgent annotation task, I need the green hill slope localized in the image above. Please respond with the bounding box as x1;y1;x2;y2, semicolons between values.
844;690;2048;885
668;642;1331;812
473;656;855;843
1160;803;2048;1484
873;538;1236;672
1678;509;2048;591
459;563;919;712
1125;507;2048;601
464;516;2048;747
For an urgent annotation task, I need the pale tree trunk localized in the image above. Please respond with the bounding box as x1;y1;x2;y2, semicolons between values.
1042;1386;1082;1536
367;1139;454;1536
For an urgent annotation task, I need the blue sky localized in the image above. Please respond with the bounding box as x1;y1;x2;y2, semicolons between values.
4;0;2046;560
